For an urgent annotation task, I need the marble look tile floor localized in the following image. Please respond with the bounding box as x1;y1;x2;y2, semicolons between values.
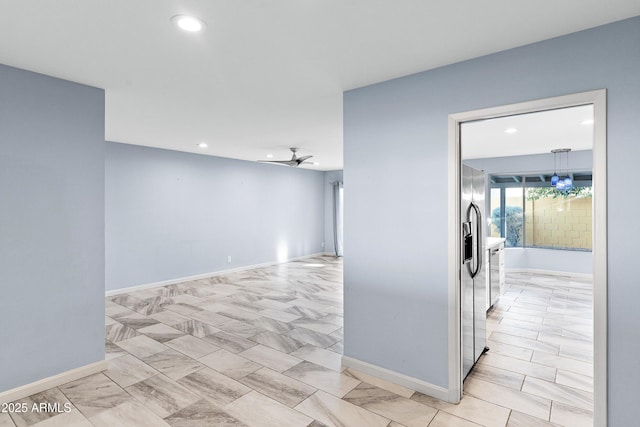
4;259;593;426
464;272;594;427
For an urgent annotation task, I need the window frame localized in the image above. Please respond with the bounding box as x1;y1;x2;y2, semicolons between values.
489;172;593;251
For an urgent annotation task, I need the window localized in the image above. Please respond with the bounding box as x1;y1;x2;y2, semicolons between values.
489;172;592;251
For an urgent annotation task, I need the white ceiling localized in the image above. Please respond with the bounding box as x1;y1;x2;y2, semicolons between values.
461;105;594;160
1;1;638;170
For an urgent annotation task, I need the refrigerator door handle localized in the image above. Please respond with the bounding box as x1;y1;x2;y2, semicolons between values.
467;201;483;278
475;202;483;278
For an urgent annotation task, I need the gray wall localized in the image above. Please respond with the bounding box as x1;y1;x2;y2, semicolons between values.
343;16;639;425
106;142;326;291
504;248;591;275
465;151;592;274
0;64;105;391
323;170;344;255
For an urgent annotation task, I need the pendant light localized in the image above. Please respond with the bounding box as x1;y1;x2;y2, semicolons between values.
563;149;573;190
550;149;560;187
551;148;572;191
563;176;573;190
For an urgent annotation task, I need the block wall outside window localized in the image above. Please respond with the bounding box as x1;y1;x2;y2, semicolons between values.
489;172;592;251
525;195;592;250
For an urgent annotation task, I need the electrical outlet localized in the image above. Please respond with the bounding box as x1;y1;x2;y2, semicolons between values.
321;241;325;248
227;255;232;264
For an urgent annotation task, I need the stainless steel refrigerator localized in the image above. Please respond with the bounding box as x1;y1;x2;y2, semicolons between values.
461;165;487;379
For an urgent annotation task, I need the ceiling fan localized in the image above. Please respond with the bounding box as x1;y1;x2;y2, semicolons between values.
258;147;313;167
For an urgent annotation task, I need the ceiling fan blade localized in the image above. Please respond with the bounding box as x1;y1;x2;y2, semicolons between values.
258;149;310;167
258;160;298;166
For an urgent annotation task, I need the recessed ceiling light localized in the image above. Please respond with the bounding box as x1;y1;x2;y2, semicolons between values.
504;128;518;134
266;154;274;159
312;162;320;166
171;15;207;32
197;142;208;148
581;119;594;125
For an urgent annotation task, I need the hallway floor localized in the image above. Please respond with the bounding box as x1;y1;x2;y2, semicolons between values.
1;260;593;427
459;272;593;426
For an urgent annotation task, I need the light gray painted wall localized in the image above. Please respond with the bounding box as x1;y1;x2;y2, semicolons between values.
0;64;105;392
504;248;591;275
323;170;344;255
343;16;640;425
465;151;592;274
105;142;325;291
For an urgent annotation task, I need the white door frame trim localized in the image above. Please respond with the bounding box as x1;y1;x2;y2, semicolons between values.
447;89;607;426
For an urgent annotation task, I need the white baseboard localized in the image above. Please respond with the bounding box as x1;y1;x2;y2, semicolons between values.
341;355;451;402
106;252;331;296
505;268;593;280
0;360;107;404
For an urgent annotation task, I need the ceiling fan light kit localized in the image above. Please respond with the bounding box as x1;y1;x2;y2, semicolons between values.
258;147;313;168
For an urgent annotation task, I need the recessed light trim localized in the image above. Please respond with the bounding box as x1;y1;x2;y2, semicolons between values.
266;154;274;159
197;142;208;148
504;127;518;134
581;119;594;125
171;15;207;32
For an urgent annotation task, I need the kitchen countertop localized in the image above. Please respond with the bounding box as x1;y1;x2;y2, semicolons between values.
486;237;506;250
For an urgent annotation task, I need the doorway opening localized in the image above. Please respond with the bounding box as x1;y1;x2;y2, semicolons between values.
447;90;607;426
